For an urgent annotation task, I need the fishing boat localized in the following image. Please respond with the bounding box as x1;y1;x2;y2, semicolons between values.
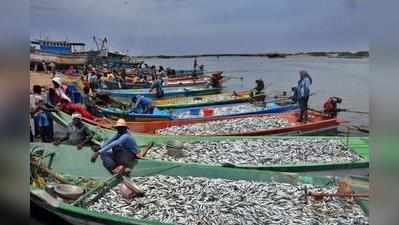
132;111;343;136
50;110;368;171
96;100;297;122
102;77;210;89
30;40;88;67
108;90;266;109
153;90;266;109
30;142;368;225
167;69;205;77
96;86;223;98
54;109;342;138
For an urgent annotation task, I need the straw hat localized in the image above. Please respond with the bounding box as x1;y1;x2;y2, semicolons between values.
52;77;62;86
71;113;82;120
114;118;128;127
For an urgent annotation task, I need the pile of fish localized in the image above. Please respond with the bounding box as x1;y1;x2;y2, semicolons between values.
174;103;264;119
87;175;368;225
147;138;363;165
174;94;238;105
157;116;290;135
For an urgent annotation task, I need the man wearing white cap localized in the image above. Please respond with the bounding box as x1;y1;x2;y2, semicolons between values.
51;77;71;103
90;118;139;174
54;112;94;149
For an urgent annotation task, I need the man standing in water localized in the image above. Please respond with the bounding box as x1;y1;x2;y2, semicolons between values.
90;119;139;174
297;70;312;123
193;57;198;72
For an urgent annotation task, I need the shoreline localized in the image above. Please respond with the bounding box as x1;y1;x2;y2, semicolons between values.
135;51;369;59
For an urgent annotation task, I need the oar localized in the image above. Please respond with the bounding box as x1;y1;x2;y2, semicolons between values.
342;109;369;114
223;75;244;80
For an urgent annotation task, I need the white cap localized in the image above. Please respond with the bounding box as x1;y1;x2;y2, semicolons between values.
113;118;127;127
52;77;62;86
71;113;82;120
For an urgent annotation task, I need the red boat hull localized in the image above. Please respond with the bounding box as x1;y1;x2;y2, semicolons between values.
86;111;344;136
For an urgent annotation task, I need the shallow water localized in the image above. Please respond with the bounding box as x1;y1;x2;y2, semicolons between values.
145;56;369;132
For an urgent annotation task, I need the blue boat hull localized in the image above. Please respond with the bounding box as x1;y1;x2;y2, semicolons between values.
166;102;299;119
99;101;298;121
97;87;222;98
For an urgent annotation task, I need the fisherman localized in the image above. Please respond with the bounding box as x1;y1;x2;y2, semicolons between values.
129;95;154;114
150;65;157;81
90;119;139;174
193;57;198;72
120;69;127;81
49;62;56;73
250;79;265;97
82;86;98;116
30;85;46;137
296;70;312;123
199;64;205;73
193;57;199;78
54;113;95;149
41;60;47;72
106;71;115;80
323;96;343;118
209;72;223;88
290;86;298;104
51;77;72;104
88;68;98;90
31;96;56;142
150;77;164;98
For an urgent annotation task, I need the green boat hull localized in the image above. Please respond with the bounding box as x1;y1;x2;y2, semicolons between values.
31;111;369;225
31;148;369;225
50;111;369;172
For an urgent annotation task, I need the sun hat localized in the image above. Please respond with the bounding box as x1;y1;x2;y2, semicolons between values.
52;77;62;86
71;113;82;120
114;118;128;127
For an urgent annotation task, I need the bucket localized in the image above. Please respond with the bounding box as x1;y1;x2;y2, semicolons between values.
190;108;201;115
203;107;214;117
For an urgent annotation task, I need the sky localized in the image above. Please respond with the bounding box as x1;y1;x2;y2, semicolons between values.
30;0;367;55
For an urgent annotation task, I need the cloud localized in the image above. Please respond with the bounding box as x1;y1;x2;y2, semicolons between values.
30;0;367;54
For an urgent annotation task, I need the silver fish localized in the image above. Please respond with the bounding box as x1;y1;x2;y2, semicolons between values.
87;175;368;225
147;138;361;166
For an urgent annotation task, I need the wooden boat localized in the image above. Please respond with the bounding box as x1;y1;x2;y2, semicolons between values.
153;91;266;109
102;77;210;89
53;110;342;137
30;39;88;65
30;140;368;225
97;86;223;98
96;100;298;122
50;110;369;172
30;50;88;65
128;111;344;136
167;69;205;77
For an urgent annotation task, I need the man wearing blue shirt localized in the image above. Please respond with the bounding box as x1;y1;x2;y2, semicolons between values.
150;78;164;98
129;95;154;114
297;70;312;123
91;118;139;174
